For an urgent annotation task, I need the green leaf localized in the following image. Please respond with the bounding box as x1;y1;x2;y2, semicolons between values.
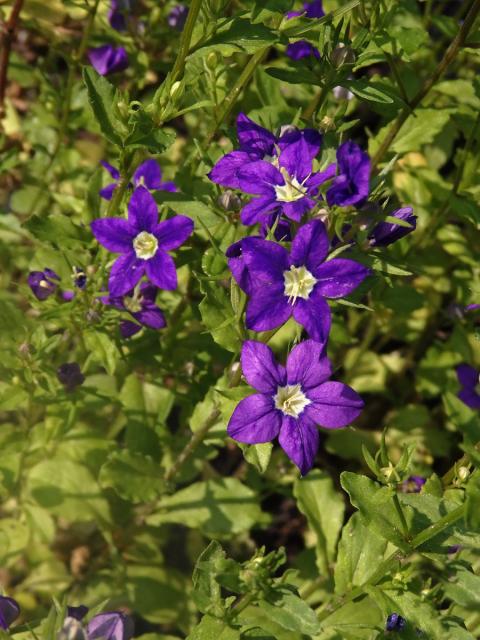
186;615;240;640
343;78;395;104
99;450;162;502
24;214;90;248
0;518;30;563
465;470;480;531
146;478;267;538
191;541;239;615
260;585;322;635
189;18;277;59
443;566;480;610
199;280;241;353
84;330;120;376
293;470;345;574
240;442;273;474
125;110;176;153
391;108;451;154
83;67;124;146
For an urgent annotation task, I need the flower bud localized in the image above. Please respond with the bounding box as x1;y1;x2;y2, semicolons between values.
170;80;183;100
457;466;469;481
206;51;218;70
331;43;355;67
218;190;241;211
320;115;335;131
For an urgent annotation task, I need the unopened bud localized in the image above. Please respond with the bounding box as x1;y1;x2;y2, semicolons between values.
206;52;218;70
457;466;470;481
218;190;241;211
320;115;335;131
331;44;355;67
170;80;183;100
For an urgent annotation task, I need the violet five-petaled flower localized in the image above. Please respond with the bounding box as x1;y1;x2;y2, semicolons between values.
87;611;134;640
229;219;370;343
102;282;166;338
91;186;193;297
456;364;480;409
326;140;371;208
370;207;417;247
227;340;363;475
88;45;129;76
0;595;20;630
100;158;177;201
285;1;324;60
28;268;60;300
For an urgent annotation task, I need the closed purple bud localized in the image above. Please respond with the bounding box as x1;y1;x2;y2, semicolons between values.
370;207;417;247
28;268;60;300
386;613;406;632
0;595;20;630
87;611;134;640
88;45;129;76
57;363;85;392
168;4;188;30
108;0;130;31
73;267;87;290
447;544;461;554
67;605;89;621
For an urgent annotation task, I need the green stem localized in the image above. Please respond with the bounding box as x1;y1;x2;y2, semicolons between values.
170;0;204;86
442;442;480;487
392;492;410;540
303;83;330;122
371;0;480;169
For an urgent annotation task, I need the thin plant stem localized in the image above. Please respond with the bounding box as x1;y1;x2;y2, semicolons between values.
392;492;410;540
371;0;480;169
0;0;25;120
170;0;205;86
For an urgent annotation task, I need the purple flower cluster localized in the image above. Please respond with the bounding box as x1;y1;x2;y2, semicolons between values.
208;113;416;475
100;158;177;201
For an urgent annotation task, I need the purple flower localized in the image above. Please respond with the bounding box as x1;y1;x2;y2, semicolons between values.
108;0;130;30
286;41;321;60
102;282;166;338
386;613;406;632
67;605;89;621
87;612;134;640
57;363;85;392
231;220;370;342
0;596;20;630
456;364;480;409
208;113;322;195
465;303;480;313
100;159;177;201
228;340;363;475
88;45;129;76
28;268;60;300
168;4;188;30
286;0;325;19
400;476;425;493
370;207;417;247
326;141;370;208
91;186;193;297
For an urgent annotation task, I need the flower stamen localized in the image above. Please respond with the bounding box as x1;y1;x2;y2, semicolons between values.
133;231;158;260
274;384;310;418
283;265;317;304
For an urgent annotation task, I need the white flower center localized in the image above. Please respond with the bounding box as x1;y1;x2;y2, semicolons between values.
284;265;317;304
274;384;310;418
39;279;51;288
133;231;158;260
274;167;308;202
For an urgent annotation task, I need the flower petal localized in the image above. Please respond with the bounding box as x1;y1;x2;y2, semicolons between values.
278;128;322;162
313;258;370;298
278;415;319;475
101;160;120;180
246;284;292;332
281;197;316;221
133;159;163;190
145;250;177;290
91;218;135;253
370;207;417;247
108;253;145;297
240;196;278;226
292;288;331;343
227;393;281;444
242;237;289;284
120;320;142;339
241;340;286;393
458;389;480;410
208;151;257;190
456;364;479;389
87;612;134;640
286;41;320;60
290;219;329;271
237;160;283;196
99;183;117;201
236;112;276;157
279;137;313;182
133;307;166;330
153;215;193;250
306;381;364;428
286;339;331;389
127;186;158;232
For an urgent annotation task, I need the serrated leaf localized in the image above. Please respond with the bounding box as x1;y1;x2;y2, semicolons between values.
83;67;124;146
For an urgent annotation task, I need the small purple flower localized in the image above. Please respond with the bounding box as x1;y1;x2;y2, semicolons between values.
465;303;480;313
0;595;20;630
102;282;166;338
88;45;129;76
57;363;85;392
228;340;363;475
87;611;134;640
67;605;89;621
108;0;130;30
370;207;417;247
100;159;177;201
28;268;60;300
386;613;406;632
400;476;425;493
91;186;193;297
456;364;480;409
286;41;321;60
230;220;370;342
168;4;188;30
326;141;370;208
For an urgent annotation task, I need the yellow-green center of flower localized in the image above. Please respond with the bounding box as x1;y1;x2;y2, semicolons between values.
274;384;310;418
133;231;158;260
274;168;308;202
39;279;51;289
284;265;317;304
124;296;142;313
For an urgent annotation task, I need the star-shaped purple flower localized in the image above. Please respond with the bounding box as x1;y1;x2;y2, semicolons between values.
0;595;20;630
87;611;134;640
208;113;322;196
102;282;166;338
91;186;193;297
228;340;363;475
326;141;370;208
28;268;60;300
100;158;177;201
369;207;417;246
230;220;370;342
88;45;129;76
285;1;324;60
456;364;480;409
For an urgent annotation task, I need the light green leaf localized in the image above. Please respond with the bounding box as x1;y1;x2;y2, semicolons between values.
99;450;162;502
83;67;124;146
260;585;322;635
